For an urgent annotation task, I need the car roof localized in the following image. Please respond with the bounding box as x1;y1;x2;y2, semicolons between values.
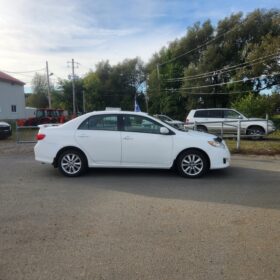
85;110;149;116
192;108;234;111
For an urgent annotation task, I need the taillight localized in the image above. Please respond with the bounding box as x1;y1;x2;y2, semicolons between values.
185;118;189;124
36;133;46;140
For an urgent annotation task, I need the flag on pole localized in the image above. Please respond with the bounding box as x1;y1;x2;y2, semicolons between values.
134;98;141;112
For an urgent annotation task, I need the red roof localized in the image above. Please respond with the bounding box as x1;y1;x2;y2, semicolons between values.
0;71;25;86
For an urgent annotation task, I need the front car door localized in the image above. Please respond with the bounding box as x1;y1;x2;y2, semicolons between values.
223;109;245;134
120;114;174;167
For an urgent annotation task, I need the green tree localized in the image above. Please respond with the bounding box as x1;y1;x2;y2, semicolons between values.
231;92;273;118
83;58;146;112
146;9;280;119
54;78;84;113
26;73;49;108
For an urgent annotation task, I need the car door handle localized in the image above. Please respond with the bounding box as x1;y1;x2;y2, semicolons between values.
123;136;133;140
77;134;89;138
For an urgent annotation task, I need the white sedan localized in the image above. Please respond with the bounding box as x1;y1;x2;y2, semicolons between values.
34;111;230;178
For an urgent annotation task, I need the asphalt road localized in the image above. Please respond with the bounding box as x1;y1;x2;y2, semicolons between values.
0;144;280;280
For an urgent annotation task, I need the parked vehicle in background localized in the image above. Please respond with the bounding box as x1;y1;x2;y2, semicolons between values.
154;114;185;130
34;111;230;178
185;108;276;138
17;109;68;126
0;121;12;139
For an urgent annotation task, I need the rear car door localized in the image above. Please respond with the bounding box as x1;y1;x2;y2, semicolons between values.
75;114;121;165
205;110;224;134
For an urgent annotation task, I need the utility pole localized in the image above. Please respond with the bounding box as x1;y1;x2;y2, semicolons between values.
46;61;51;109
82;90;86;113
67;59;79;115
156;63;161;112
71;58;76;115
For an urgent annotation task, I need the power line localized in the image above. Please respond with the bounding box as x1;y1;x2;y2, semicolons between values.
9;73;35;78
164;89;252;95
159;27;237;67
165;73;280;91
164;52;280;82
1;68;45;74
158;12;280;67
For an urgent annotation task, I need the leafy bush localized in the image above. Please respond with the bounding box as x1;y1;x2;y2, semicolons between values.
231;93;276;118
272;118;280;130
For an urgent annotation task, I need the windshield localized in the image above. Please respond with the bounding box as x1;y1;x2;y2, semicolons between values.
153;115;186;131
158;115;173;122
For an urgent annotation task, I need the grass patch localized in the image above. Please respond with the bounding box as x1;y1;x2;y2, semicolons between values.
226;131;280;155
4;124;39;142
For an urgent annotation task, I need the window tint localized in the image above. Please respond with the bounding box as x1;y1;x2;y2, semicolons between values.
78;115;118;131
123;115;162;134
224;110;241;119
207;110;223;118
194;110;208;118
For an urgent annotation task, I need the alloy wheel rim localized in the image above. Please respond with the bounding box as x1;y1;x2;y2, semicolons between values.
249;128;263;139
181;154;203;176
61;154;82;175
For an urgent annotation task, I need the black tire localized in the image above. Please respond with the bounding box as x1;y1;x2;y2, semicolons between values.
196;125;208;133
246;126;265;140
58;149;87;177
176;149;209;178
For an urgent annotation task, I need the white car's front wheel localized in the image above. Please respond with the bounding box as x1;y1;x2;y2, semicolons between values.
177;149;209;178
58;149;87;177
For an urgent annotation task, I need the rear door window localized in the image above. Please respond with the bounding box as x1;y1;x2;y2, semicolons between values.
194;110;208;118
78;115;118;131
207;110;223;118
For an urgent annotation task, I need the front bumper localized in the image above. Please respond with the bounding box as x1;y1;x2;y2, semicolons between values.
0;128;12;139
208;145;231;170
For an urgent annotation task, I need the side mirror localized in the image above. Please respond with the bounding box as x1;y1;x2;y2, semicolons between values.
160;127;169;134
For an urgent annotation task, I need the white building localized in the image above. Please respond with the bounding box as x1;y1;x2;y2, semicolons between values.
0;71;26;120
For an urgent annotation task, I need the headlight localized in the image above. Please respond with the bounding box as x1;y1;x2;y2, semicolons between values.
208;140;225;148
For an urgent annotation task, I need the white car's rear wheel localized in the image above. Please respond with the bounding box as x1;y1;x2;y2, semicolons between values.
58;150;86;177
177;149;209;178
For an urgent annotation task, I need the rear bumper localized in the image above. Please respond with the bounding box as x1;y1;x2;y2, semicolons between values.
34;142;60;164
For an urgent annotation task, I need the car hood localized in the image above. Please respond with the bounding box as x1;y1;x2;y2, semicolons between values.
247;118;265;121
0;121;10;127
179;129;216;139
168;120;184;124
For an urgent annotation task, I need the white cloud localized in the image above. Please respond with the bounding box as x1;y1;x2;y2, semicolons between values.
0;0;184;86
0;0;278;91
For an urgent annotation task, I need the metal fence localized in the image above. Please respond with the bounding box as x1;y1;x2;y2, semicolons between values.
190;119;274;151
16;124;61;144
16;125;39;144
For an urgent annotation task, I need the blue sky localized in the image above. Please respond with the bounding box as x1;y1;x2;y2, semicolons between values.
0;0;279;92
